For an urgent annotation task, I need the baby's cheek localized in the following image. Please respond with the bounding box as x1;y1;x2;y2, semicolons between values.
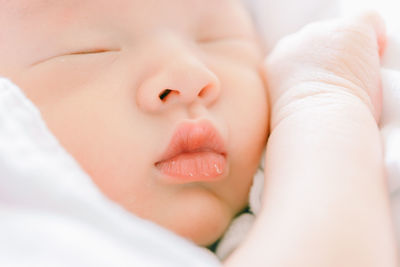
160;188;234;246
217;72;267;205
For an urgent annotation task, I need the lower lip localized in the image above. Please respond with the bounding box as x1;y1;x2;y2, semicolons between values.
155;151;226;182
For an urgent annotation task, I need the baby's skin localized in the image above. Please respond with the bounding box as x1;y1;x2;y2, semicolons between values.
0;0;268;247
226;13;400;266
0;0;398;265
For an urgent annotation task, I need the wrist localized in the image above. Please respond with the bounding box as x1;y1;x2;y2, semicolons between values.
269;81;380;132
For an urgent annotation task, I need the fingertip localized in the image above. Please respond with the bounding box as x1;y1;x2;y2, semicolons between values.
378;31;387;57
356;11;386;121
358;11;387;56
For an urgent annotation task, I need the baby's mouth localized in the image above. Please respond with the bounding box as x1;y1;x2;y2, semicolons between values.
155;120;227;183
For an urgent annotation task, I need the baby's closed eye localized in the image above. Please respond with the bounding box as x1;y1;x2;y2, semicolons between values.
23;47;121;93
198;36;262;65
31;47;120;67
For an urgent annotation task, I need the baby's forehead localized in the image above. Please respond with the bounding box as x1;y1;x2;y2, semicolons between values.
2;0;257;43
3;0;75;18
3;0;245;20
0;0;260;67
2;0;84;30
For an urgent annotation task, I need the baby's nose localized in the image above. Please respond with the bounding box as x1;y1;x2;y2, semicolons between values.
136;57;221;113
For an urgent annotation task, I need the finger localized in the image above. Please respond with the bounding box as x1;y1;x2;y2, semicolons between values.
352;11;387;57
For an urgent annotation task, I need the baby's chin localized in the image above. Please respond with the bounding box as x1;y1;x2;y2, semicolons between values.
153;188;237;247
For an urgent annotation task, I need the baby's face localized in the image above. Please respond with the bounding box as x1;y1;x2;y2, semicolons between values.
0;0;268;246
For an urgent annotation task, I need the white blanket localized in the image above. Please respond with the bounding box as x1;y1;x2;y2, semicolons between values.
0;79;221;266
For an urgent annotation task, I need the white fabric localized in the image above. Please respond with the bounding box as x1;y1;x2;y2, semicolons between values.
216;0;400;260
243;0;339;51
0;78;221;267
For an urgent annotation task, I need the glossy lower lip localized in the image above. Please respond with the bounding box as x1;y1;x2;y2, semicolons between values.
156;151;226;182
155;120;227;183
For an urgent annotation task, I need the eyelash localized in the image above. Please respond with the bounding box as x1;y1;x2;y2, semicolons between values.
197;35;249;44
197;36;257;53
31;48;120;66
66;48;119;56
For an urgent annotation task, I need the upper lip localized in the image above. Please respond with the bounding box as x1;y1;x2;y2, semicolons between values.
156;120;227;163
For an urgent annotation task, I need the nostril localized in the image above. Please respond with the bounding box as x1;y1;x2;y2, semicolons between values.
198;84;212;98
157;83;216;104
159;89;181;102
159;89;172;102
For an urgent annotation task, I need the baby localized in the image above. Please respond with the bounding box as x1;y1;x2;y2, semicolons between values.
0;0;269;247
0;0;398;265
